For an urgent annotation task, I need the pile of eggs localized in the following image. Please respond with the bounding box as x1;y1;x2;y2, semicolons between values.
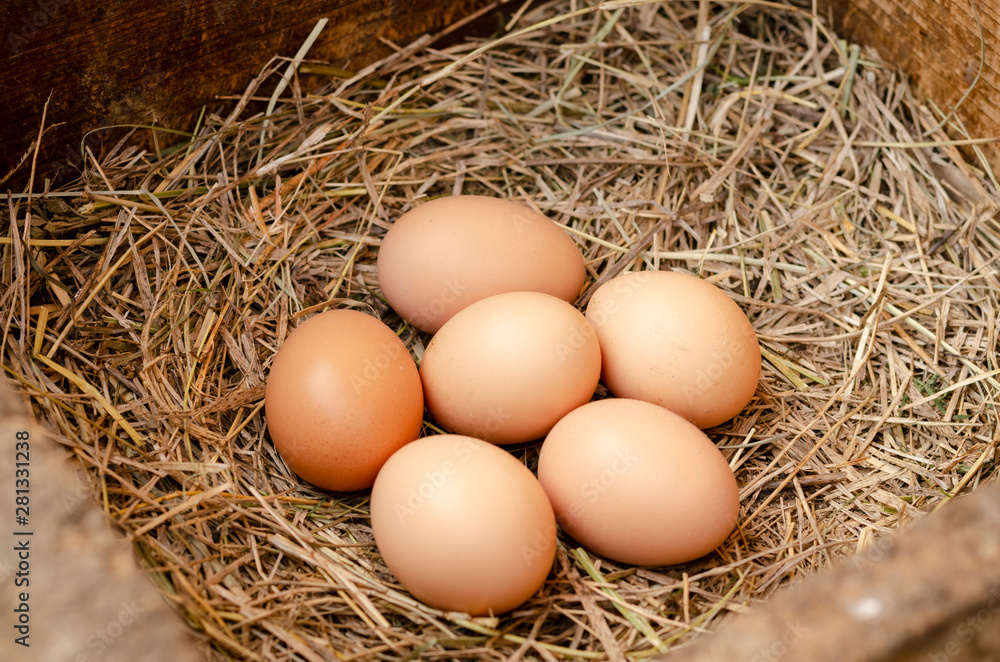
264;195;761;616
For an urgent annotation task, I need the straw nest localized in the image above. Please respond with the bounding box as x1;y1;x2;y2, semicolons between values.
3;0;999;659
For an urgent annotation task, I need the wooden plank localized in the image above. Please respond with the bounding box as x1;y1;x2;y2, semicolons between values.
0;378;207;662
5;0;997;188
819;0;1000;163
0;0;499;188
661;481;1000;662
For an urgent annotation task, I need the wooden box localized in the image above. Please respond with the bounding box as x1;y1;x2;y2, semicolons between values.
2;1;998;661
1;0;997;186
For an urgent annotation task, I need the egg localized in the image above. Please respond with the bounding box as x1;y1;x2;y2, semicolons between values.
370;434;556;615
585;270;760;428
537;398;739;566
419;291;601;444
376;195;585;333
264;309;423;492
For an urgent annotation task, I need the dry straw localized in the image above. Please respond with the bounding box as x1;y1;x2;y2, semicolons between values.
3;0;1000;659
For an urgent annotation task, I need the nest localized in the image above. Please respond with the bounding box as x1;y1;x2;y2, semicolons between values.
4;0;1000;659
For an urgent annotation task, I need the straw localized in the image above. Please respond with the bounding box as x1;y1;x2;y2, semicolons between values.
3;0;998;658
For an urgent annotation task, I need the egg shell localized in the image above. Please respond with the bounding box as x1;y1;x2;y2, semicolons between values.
419;291;601;444
264;309;423;492
376;195;585;333
537;398;739;566
370;434;556;615
585;270;760;428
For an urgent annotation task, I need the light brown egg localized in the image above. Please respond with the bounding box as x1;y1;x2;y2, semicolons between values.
419;291;601;444
376;195;585;333
585;270;760;428
264;309;423;492
370;434;556;615
537;398;739;566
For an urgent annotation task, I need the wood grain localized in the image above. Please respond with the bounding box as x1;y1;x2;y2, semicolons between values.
0;0;499;187
0;378;206;662
659;481;1000;662
5;0;998;187
818;0;1000;162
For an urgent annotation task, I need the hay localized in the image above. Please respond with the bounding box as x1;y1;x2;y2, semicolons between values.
3;0;1000;659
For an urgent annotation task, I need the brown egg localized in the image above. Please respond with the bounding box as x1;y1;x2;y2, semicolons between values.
370;434;556;615
537;398;739;566
377;195;585;333
264;309;423;492
585;270;760;428
419;291;601;444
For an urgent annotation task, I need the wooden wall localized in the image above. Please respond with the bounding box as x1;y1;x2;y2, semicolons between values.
0;0;500;188
817;0;999;161
3;0;998;189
